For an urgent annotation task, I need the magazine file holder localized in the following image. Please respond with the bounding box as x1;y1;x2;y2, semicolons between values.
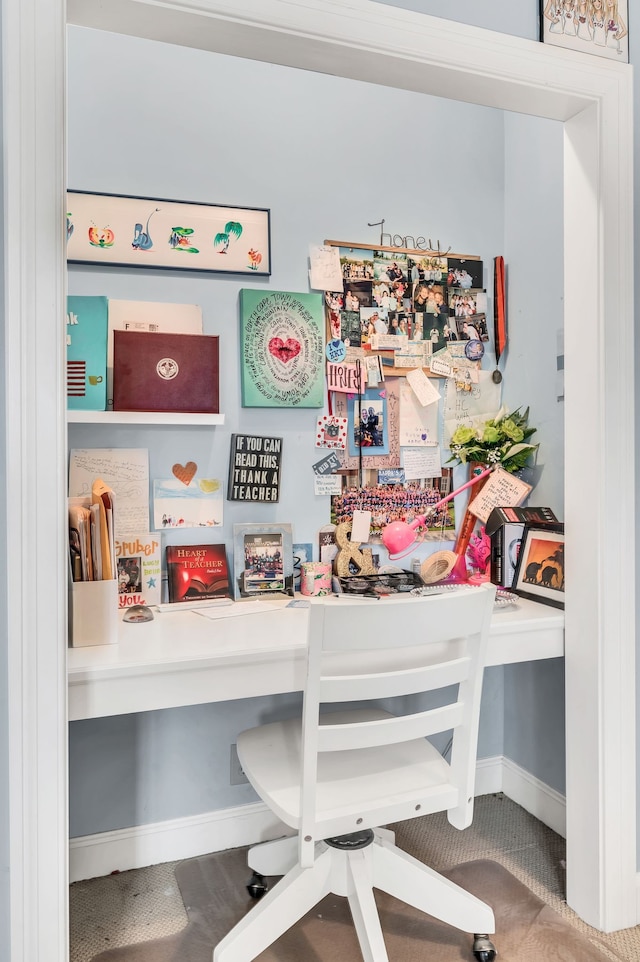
69;579;119;647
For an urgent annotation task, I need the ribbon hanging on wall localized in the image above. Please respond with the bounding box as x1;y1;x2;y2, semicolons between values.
493;255;506;383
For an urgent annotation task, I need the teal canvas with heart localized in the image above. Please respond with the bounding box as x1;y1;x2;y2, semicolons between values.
239;289;325;408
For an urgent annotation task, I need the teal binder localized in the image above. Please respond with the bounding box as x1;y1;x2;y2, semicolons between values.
67;296;108;410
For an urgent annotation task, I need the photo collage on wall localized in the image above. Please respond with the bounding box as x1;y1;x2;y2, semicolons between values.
330;467;455;543
319;246;490;545
324;248;487;355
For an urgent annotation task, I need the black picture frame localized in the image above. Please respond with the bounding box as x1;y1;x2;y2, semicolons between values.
540;1;629;63
66;189;271;275
512;522;565;608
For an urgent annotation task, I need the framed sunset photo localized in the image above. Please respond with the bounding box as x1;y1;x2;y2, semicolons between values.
512;523;565;608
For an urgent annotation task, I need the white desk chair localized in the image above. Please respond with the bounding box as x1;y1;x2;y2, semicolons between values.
214;585;497;962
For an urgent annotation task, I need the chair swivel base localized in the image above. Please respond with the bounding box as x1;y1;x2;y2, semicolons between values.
325;829;375;850
247;831;376;899
221;830;497;962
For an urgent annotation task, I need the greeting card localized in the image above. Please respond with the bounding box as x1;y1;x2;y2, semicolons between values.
315;415;348;449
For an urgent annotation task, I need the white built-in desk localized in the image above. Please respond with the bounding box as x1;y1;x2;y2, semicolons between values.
67;595;564;722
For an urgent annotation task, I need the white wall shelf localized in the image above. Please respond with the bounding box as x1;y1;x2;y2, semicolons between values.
67;411;225;426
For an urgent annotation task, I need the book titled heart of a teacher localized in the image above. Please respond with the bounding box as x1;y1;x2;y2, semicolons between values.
113;330;219;413
166;544;230;603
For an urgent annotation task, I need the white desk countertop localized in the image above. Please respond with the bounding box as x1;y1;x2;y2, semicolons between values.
67;594;564;722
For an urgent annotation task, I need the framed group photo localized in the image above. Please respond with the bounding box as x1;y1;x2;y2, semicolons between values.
67;190;271;274
232;523;294;600
513;523;565;608
540;1;629;63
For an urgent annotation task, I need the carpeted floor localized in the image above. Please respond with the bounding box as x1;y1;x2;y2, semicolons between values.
85;850;623;962
69;794;639;962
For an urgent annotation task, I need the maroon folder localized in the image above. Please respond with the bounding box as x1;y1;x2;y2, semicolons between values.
113;331;219;413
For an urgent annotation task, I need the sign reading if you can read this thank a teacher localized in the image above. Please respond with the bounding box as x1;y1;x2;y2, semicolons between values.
239;289;325;408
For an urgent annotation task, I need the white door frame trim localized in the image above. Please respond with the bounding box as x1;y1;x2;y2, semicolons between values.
4;2;634;957
3;0;68;959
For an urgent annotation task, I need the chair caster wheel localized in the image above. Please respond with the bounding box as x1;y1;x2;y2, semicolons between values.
246;872;268;899
473;934;496;961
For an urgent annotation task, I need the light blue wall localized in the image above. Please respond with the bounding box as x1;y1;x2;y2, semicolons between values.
502;110;565;792
373;0;538;40
67;10;564;840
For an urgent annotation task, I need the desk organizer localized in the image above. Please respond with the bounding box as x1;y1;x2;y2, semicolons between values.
69;579;119;647
335;570;423;598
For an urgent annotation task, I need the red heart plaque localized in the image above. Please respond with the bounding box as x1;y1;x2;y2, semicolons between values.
172;461;197;486
268;337;301;363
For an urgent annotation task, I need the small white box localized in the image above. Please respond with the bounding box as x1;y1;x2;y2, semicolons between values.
69;579;119;647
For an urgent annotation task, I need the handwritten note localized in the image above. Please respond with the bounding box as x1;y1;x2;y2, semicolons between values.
442;370;502;443
406;368;441;407
399;379;439;447
69;448;149;537
309;244;343;291
468;466;532;523
401;447;442;481
314;474;343;496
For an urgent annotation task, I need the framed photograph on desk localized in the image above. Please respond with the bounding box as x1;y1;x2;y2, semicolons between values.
512;523;565;609
232;523;294;600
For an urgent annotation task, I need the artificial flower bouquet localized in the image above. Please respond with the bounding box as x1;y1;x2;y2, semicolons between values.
448;407;538;473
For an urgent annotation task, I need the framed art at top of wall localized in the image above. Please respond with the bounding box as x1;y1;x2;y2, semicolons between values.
66;190;271;274
512;522;565;608
540;0;629;62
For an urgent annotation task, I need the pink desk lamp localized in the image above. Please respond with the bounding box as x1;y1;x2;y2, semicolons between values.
381;465;493;561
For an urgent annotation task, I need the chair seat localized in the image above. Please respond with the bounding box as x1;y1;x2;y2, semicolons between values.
238;708;455;831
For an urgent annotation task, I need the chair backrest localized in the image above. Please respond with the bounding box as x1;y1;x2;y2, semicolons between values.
299;584;496;866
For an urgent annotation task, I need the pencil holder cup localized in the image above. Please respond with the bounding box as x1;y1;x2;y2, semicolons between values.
300;562;332;596
69;579;119;647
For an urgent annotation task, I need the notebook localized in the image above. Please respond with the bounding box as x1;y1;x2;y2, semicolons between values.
112;330;219;414
66;295;109;410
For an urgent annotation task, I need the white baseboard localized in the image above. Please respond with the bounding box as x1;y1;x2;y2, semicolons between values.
70;756;566;883
474;754;504;797
69;801;287;883
499;756;566;838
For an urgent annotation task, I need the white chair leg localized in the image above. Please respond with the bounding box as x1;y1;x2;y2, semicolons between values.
214;846;333;962
346;849;390;962
247;834;298;876
373;827;395;845
371;839;495;936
